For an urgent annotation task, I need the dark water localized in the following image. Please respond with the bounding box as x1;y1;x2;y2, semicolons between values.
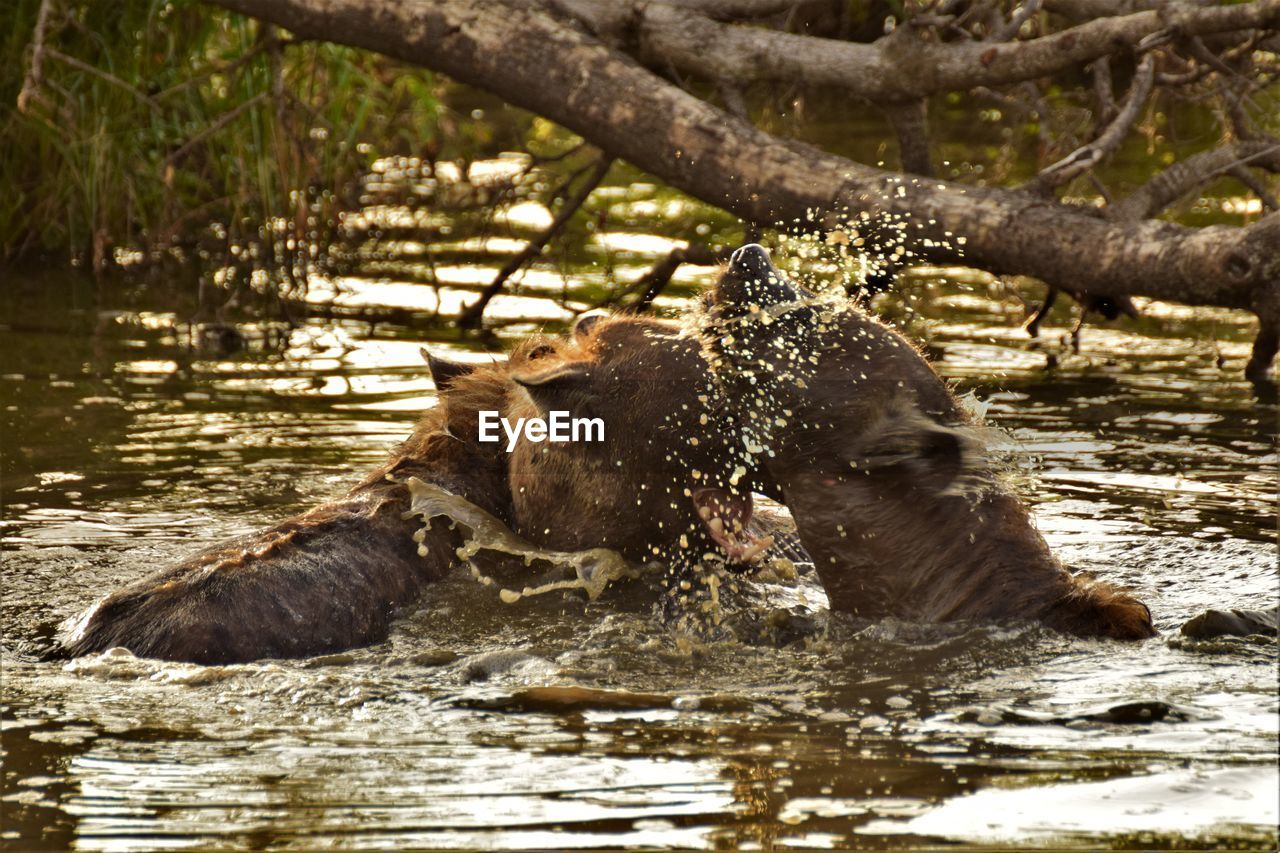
2;169;1277;849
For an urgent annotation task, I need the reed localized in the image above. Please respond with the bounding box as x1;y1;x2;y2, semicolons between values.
2;0;441;315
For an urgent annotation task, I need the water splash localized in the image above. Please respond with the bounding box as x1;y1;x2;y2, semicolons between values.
404;477;653;604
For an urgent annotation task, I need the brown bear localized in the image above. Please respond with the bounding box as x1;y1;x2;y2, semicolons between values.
506;313;771;570
701;244;1155;640
59;345;522;664
58;316;779;664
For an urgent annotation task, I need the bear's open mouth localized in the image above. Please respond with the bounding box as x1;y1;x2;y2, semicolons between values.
691;487;773;563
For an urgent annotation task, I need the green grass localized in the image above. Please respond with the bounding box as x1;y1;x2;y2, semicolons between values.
1;0;441;313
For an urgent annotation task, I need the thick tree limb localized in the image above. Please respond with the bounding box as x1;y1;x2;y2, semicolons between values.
1042;0;1170;21
656;0;802;18
630;0;1280;102
205;0;1280;378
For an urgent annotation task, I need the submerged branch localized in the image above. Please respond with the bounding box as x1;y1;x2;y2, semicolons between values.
459;154;614;328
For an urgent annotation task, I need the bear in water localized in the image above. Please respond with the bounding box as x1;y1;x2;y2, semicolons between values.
59;316;779;663
701;244;1155;640
59;344;522;664
507;313;771;569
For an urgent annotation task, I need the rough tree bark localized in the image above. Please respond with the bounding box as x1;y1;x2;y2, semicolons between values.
206;0;1280;380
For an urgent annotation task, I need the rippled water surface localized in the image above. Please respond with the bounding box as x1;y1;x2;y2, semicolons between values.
2;192;1277;849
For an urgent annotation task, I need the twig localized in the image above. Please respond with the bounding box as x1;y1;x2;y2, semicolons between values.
1029;52;1155;192
1089;56;1117;125
598;243;727;313
1219;80;1266;141
1086;171;1115;205
45;48;161;111
992;0;1042;42
164;92;271;167
152;35;291;102
1187;36;1240;81
529;140;589;166
458;154;614;328
1156;59;1212;87
17;0;54;114
1228;166;1280;211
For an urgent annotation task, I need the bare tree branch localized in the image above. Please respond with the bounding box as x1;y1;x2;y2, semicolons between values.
459;154;614;327
204;0;1280;379
633;0;1280;102
1042;0;1170;21
1029;53;1155;191
1229;166;1280;211
661;0;802;18
1090;56;1117;125
604;242;728;313
1115;139;1280;220
16;0;54;114
165;92;271;167
993;0;1043;42
45;48;162;111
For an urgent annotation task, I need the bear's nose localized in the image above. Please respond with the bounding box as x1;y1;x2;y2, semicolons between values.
729;243;772;274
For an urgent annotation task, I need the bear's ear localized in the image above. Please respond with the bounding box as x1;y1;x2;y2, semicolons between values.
847;403;983;496
572;312;608;339
421;348;474;391
511;363;594;413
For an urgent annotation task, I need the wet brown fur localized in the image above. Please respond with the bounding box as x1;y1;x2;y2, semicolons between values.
60;319;766;663
506;314;748;566
61;356;519;664
706;247;1155;640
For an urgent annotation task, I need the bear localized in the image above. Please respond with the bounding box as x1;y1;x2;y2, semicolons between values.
58;315;785;664
700;244;1156;640
506;313;773;570
59;344;522;664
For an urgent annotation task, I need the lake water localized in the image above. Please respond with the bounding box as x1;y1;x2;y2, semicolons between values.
2;164;1277;849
